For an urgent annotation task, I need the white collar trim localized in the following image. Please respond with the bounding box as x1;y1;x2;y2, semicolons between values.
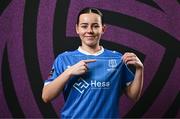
78;46;104;56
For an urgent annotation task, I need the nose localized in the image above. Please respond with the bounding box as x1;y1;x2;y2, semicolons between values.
87;27;93;33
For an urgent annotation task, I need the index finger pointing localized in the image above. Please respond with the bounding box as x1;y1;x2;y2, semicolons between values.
83;59;96;63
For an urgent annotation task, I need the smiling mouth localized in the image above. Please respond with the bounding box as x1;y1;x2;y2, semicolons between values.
85;36;94;37
85;36;95;41
85;36;95;39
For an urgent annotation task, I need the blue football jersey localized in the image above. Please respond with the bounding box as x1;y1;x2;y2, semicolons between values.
45;47;134;118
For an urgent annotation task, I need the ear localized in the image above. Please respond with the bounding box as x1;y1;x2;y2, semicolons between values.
101;24;106;34
76;24;79;34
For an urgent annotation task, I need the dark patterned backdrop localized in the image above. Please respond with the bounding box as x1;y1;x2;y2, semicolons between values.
0;0;179;118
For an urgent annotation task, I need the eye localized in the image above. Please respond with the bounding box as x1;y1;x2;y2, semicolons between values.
93;25;100;28
81;25;88;29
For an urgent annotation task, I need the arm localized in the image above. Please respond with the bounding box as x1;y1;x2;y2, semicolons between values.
122;52;144;102
42;69;72;103
42;59;96;103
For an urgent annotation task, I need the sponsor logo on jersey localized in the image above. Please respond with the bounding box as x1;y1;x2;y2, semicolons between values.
73;78;90;94
73;78;110;94
90;80;110;89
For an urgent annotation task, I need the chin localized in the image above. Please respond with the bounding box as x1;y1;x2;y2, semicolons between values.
86;42;97;47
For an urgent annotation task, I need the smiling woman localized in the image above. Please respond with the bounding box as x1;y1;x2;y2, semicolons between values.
42;7;144;118
76;12;105;53
1;0;180;118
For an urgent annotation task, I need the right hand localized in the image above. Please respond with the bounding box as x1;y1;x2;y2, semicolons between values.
66;59;96;76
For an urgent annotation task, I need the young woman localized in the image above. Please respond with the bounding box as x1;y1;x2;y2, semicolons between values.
42;7;144;118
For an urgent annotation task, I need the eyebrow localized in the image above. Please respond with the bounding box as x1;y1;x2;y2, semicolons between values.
79;23;99;25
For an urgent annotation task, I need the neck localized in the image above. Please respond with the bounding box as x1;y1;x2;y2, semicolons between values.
80;45;101;54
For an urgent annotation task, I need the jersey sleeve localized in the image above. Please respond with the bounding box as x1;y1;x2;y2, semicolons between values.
44;55;64;86
121;63;135;88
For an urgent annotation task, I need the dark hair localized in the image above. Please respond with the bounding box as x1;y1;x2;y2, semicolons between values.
76;7;104;25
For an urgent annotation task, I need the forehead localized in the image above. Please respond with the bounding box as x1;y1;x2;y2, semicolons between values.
79;13;102;23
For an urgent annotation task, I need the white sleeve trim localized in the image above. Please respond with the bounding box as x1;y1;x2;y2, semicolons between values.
126;81;132;86
44;81;52;86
